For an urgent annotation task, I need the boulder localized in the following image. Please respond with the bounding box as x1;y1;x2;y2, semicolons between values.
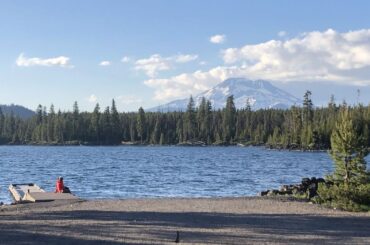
301;178;311;187
260;191;269;196
267;190;279;196
307;183;318;199
260;176;327;200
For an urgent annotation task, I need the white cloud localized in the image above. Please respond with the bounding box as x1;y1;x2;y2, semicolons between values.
222;29;370;82
144;66;231;101
121;56;130;63
278;31;287;37
135;54;171;77
135;53;198;77
175;54;198;63
88;94;98;103
16;53;72;68
116;95;143;105
145;29;370;101
210;34;226;44
99;61;111;66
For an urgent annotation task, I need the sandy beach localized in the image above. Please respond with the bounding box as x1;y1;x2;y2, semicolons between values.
0;197;369;244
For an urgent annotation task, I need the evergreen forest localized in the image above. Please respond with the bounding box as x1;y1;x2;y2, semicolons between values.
0;91;369;150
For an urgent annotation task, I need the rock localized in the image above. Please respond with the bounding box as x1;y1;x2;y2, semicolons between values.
260;176;327;200
280;185;290;192
267;190;279;196
260;191;269;196
282;190;293;195
307;183;318;198
301;178;311;187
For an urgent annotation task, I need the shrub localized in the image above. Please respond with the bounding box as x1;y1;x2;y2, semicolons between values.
316;182;370;212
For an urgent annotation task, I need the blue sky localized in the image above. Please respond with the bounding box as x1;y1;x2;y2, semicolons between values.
1;1;370;111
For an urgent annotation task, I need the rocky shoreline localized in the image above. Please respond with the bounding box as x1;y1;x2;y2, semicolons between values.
2;140;331;151
260;177;330;201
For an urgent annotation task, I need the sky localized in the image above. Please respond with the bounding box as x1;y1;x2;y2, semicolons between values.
1;0;370;112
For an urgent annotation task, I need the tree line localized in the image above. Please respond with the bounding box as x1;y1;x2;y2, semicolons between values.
0;91;369;149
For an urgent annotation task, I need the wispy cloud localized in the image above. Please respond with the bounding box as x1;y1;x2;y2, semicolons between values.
210;34;226;44
116;95;143;105
88;94;98;103
16;53;72;68
145;29;370;101
135;53;198;77
278;31;287;37
135;54;171;77
175;54;198;63
121;56;130;63
99;60;111;66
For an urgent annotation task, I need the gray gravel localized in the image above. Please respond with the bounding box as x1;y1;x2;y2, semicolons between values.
0;197;369;244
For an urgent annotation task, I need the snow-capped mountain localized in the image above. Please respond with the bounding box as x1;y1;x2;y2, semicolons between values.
149;78;301;111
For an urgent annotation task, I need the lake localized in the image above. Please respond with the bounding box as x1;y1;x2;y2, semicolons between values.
0;145;355;204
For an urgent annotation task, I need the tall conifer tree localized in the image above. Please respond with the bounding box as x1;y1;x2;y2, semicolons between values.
329;106;369;186
223;95;236;142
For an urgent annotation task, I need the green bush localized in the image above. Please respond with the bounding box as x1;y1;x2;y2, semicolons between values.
316;182;370;212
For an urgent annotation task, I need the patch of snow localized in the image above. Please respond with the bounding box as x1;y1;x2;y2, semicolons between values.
148;78;302;112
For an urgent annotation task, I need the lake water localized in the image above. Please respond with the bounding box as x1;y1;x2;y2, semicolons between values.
1;145;361;204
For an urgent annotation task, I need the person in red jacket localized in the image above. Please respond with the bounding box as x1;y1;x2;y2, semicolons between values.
55;176;64;193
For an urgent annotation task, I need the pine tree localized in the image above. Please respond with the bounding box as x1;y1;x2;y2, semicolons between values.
137;107;146;143
245;99;252;112
176;117;183;143
100;106;111;144
184;96;196;141
0;107;4;139
54;110;64;143
47;104;55;142
111;99;121;144
205;100;212;144
329;106;369;186
152;116;161;144
316;106;370;211
303;90;313;125
72;101;80;140
3;111;15;141
222;95;236;143
328;94;336;111
91;103;101;143
197;97;207;142
35;104;42;125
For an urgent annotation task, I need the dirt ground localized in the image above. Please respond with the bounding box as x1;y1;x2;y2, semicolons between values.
0;197;369;244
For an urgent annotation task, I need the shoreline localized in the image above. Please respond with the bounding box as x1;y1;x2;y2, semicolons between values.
1;197;369;244
0;143;330;152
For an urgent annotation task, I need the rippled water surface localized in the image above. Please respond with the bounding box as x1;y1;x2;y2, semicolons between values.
0;146;350;203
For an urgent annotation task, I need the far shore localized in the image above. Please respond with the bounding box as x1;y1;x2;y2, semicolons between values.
1;197;369;244
0;142;332;152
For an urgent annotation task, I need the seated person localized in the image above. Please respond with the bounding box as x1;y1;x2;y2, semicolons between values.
55;177;71;193
55;176;64;193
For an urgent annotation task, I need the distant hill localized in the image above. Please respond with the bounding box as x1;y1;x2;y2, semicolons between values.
148;78;301;112
0;104;35;119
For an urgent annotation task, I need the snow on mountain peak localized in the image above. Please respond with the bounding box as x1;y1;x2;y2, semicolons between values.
148;78;301;112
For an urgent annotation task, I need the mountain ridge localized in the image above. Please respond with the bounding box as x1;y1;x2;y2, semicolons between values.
148;78;301;112
0;104;35;119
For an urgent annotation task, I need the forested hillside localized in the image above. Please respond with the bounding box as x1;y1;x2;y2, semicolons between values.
0;91;369;149
0;104;35;119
